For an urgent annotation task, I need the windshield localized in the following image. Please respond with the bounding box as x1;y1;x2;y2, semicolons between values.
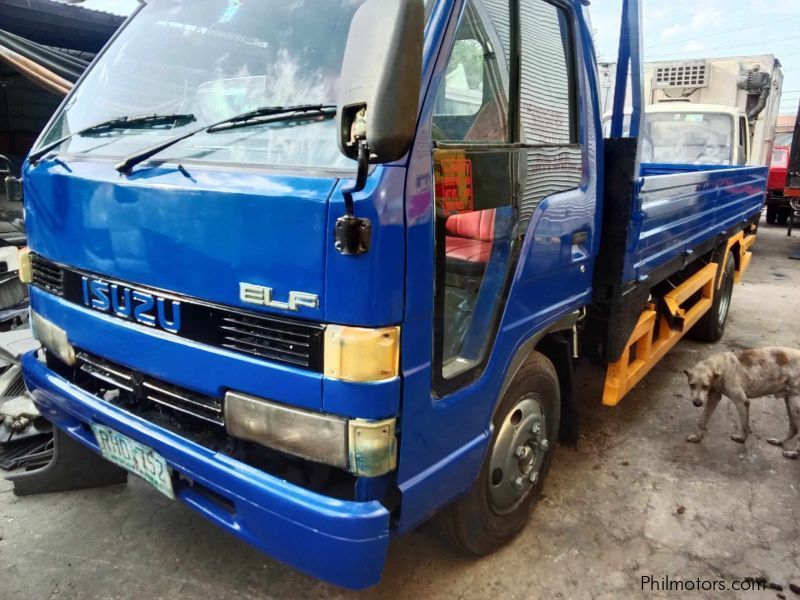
602;112;735;166
771;148;789;168
642;112;734;166
36;0;369;171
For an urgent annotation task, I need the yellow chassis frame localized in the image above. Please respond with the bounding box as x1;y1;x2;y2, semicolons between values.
602;230;756;407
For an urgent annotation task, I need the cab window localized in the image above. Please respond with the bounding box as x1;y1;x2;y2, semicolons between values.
431;0;581;394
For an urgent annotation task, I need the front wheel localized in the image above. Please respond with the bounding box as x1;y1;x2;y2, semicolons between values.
436;352;560;555
690;252;735;342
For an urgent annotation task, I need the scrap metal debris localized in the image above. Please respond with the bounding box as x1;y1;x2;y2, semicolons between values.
0;328;50;473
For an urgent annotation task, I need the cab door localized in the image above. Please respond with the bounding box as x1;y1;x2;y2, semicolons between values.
398;0;597;530
739;115;751;165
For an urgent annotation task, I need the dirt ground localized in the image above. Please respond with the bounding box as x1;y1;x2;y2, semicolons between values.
1;220;799;599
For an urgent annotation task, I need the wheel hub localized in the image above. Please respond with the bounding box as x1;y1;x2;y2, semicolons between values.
488;395;548;515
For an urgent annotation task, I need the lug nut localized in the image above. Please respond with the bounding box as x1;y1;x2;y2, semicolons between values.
529;472;539;485
531;423;541;435
539;439;549;451
513;476;525;490
515;445;532;461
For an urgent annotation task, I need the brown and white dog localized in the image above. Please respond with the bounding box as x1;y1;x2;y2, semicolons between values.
684;347;800;459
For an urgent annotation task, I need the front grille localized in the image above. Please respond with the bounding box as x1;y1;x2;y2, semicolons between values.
29;254;325;372
45;349;359;501
76;352;225;426
220;313;318;368
31;255;64;296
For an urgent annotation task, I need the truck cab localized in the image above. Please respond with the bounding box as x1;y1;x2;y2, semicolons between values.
17;0;765;589
602;103;754;167
766;145;791;224
600;55;783;168
642;103;750;166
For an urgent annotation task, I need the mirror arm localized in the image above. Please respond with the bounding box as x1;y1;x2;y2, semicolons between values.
342;140;370;217
335;140;372;255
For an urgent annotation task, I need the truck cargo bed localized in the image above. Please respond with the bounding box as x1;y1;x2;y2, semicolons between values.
590;139;765;364
626;165;766;284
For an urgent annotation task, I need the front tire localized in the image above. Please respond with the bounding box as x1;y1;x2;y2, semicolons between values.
436;352;560;555
690;252;735;342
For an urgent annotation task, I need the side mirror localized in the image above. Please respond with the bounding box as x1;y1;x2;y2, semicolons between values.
337;0;424;164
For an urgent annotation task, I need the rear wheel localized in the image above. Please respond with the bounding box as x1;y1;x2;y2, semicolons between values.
690;252;735;342
766;204;777;225
436;352;560;555
777;206;791;226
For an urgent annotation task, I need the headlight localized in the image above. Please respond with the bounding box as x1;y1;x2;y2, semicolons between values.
225;390;396;477
324;325;400;382
31;310;76;366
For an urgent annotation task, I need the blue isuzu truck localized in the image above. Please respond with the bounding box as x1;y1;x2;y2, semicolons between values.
13;0;765;589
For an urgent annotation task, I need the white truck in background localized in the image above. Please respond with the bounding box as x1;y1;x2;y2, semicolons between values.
600;55;784;167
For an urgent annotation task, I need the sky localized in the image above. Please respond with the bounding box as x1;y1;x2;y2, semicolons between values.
73;0;800;116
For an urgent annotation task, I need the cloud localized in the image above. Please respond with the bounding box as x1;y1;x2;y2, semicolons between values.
648;6;672;21
682;41;707;52
689;8;725;31
660;24;683;42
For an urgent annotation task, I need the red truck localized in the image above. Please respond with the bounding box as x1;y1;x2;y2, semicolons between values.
766;145;791;225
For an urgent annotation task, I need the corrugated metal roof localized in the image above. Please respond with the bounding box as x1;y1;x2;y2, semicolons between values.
0;0;125;52
50;0;133;18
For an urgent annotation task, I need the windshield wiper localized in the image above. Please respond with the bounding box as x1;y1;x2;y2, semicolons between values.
29;113;197;164
114;104;337;174
206;104;337;133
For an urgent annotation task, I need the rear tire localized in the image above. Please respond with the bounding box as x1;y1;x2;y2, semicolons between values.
690;252;735;343
777;207;790;226
766;204;777;225
436;352;560;555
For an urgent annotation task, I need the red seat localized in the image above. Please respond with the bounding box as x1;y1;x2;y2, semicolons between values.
445;210;495;267
440;101;503;270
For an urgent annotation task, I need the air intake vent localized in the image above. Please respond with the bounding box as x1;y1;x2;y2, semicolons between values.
31;256;64;296
219;313;322;370
142;380;223;425
653;62;708;89
76;352;224;426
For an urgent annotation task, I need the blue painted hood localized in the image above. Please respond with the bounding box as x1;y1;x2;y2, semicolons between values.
24;158;408;326
24;159;406;326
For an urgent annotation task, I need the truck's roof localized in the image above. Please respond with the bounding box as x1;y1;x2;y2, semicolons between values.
645;54;780;67
646;103;742;118
601;103;743;121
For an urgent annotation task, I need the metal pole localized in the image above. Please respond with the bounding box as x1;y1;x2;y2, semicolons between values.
610;0;643;140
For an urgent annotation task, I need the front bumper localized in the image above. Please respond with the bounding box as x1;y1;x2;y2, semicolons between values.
766;190;788;206
21;351;391;590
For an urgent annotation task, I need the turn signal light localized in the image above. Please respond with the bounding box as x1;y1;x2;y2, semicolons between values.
324;325;400;382
18;247;32;284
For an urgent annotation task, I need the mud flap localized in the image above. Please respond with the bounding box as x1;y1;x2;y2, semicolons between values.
7;426;127;496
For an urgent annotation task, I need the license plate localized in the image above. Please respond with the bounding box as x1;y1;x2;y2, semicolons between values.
91;424;174;500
